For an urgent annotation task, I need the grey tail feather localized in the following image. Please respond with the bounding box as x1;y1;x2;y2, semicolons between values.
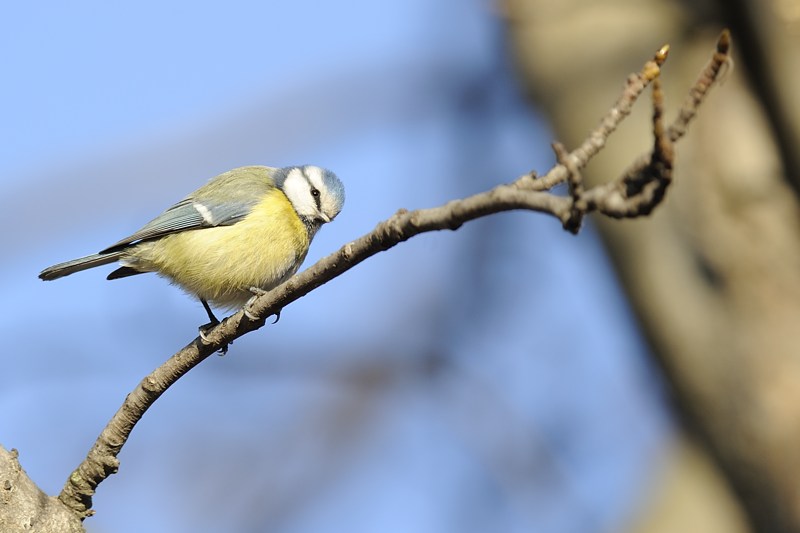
39;251;125;281
107;266;144;280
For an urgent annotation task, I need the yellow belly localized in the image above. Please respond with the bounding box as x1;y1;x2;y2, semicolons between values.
125;189;310;309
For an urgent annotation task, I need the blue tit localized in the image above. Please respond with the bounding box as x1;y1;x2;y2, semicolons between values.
39;165;345;325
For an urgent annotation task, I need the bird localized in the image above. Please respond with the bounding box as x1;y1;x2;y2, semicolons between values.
39;165;345;329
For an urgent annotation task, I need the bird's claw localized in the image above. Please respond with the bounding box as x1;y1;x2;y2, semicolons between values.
198;320;229;356
245;287;281;323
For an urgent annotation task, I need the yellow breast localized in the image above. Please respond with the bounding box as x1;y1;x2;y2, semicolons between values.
128;189;310;309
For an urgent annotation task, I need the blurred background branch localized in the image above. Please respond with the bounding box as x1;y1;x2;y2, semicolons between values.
504;0;800;531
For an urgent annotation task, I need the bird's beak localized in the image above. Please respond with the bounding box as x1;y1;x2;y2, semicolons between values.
318;213;332;223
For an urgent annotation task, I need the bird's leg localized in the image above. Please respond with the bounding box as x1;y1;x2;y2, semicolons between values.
201;298;219;325
198;299;228;355
245;287;281;323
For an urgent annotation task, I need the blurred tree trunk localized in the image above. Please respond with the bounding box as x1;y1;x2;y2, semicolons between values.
503;1;800;532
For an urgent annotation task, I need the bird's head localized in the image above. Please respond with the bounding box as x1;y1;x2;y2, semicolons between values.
278;165;345;226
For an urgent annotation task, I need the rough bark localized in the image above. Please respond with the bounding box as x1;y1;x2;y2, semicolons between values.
0;445;84;533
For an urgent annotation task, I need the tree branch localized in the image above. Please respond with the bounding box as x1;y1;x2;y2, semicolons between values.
56;30;732;519
0;446;84;532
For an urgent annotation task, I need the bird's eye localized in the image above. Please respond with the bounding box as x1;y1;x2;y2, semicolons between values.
310;188;320;197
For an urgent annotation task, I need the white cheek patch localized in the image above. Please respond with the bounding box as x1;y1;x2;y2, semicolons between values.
283;168;317;216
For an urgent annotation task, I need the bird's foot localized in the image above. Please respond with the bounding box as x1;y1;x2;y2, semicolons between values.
198;319;219;343
245;287;281;323
198;298;229;354
198;319;229;356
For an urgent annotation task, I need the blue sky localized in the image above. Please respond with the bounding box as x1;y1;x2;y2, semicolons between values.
1;2;669;532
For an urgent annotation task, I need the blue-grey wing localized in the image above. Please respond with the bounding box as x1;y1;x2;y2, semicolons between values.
101;166;276;252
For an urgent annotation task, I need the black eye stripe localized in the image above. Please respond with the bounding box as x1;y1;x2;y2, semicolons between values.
310;187;321;209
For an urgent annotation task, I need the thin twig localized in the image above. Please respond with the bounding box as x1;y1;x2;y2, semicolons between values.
552;141;584;233
669;29;731;142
